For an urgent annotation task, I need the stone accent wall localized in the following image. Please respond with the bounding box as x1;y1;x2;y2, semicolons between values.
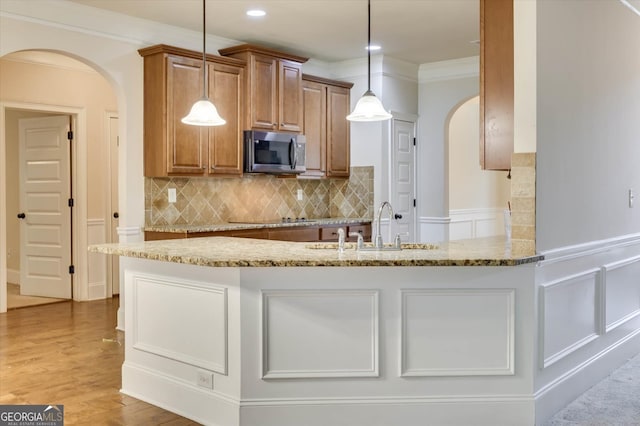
145;167;373;226
510;153;536;255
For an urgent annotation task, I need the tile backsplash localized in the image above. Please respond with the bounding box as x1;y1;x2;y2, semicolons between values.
510;153;536;255
145;167;373;226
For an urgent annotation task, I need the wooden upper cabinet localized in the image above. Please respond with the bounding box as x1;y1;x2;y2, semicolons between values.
301;79;327;177
138;44;245;177
480;0;514;171
326;84;351;177
208;62;243;175
219;44;307;133
301;75;353;179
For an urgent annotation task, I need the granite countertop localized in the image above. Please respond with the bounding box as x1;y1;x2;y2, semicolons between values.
144;217;372;233
89;236;542;267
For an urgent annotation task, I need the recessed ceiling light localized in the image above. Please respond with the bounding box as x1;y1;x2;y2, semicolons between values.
366;45;381;51
246;9;266;17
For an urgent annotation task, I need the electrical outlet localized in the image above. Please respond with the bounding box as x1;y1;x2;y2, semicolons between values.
630;189;635;208
168;188;177;203
297;189;303;201
196;369;214;389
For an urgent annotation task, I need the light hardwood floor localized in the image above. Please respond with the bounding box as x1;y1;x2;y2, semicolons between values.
0;297;201;425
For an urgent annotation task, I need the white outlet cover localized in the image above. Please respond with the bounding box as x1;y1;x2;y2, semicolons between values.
168;188;177;203
297;189;303;201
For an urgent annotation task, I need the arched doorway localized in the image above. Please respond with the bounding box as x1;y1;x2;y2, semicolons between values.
446;95;510;240
1;50;119;309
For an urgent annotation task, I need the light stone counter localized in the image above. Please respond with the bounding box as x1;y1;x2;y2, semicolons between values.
89;235;542;267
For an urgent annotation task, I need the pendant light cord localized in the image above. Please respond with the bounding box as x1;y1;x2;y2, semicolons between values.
367;0;371;91
202;0;207;98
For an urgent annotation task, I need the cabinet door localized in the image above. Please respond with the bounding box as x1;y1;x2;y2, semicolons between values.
249;53;278;130
278;60;303;133
480;0;513;170
166;55;207;174
326;85;351;177
301;80;326;177
208;62;243;176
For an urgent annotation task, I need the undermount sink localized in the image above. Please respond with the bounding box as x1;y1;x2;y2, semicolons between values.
305;242;439;251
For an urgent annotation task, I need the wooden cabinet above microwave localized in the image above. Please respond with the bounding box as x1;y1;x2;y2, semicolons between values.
138;44;245;177
219;44;308;133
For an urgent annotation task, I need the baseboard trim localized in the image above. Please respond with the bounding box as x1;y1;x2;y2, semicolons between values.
534;328;640;424
6;268;19;284
121;361;239;426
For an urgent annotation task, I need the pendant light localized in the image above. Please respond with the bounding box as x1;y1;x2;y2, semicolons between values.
346;0;392;122
182;0;226;126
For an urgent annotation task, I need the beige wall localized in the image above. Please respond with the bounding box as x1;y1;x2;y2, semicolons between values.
1;54;117;278
448;96;511;211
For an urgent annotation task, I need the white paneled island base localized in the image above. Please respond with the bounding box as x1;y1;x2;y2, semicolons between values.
119;257;536;426
91;235;640;425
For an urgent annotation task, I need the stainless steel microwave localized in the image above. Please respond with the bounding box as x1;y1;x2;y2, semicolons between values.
243;130;306;175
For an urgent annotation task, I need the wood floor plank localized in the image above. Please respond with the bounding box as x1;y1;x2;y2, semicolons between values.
0;297;201;425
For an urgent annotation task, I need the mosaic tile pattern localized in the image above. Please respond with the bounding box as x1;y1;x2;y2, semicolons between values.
145;167;374;226
510;153;536;254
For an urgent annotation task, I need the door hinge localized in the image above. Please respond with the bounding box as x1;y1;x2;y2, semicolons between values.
69;265;75;274
413;199;417;208
67;130;73;140
68;198;74;207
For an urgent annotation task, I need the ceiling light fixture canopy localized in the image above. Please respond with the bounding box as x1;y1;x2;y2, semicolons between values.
182;0;226;126
347;0;392;122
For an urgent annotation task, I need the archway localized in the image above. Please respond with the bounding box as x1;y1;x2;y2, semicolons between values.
446;95;510;240
0;50;118;310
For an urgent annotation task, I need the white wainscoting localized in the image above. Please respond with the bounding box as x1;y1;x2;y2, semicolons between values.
418;216;450;243
534;233;640;424
603;255;640;333
131;272;228;375
87;218;106;300
401;288;515;376
261;289;379;379
449;208;505;241
538;269;601;368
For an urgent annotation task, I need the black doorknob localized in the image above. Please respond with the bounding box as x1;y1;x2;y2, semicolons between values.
113;212;119;219
17;213;26;219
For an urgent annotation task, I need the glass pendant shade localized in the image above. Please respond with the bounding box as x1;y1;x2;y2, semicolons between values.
347;0;392;122
182;0;225;127
182;98;226;126
346;89;392;122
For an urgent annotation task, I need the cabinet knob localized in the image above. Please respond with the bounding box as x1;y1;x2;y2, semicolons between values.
272;123;277;128
17;212;26;219
113;212;119;219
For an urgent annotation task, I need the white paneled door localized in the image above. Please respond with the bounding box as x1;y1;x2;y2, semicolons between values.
391;119;416;242
19;115;72;299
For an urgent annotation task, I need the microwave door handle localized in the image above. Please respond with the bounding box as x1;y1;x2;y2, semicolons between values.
289;138;297;170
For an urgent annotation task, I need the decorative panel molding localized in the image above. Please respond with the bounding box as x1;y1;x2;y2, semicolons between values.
261;290;379;379
539;269;601;368
131;273;228;374
603;255;640;333
449;208;504;241
400;289;515;376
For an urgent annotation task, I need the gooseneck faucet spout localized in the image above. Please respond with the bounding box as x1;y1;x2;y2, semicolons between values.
375;201;399;249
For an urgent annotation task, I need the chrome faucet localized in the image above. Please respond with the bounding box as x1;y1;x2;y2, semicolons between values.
374;201;402;249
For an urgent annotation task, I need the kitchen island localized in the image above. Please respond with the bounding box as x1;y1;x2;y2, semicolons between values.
91;236;548;425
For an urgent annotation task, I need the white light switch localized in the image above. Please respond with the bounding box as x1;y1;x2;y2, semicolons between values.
297;189;303;201
168;188;177;203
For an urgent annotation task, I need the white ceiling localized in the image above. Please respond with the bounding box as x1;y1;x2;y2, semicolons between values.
67;0;480;65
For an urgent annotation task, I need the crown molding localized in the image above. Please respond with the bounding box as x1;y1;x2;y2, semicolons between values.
419;56;479;83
